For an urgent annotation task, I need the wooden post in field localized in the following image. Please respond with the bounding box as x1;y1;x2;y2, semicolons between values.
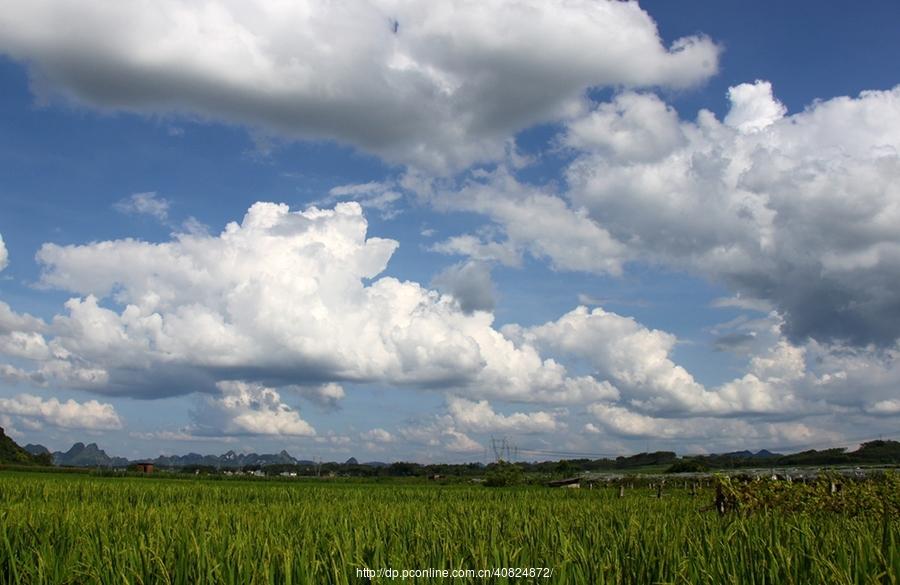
656;482;663;499
690;482;697;497
619;484;625;498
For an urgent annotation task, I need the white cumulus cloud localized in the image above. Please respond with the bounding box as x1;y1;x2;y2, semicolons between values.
567;83;900;347
190;381;315;437
0;0;718;172
723;80;786;133
561;91;685;163
361;428;395;443
1;202;613;407
509;306;817;418
0;393;122;430
443;430;482;453
446;396;558;433
442;83;900;348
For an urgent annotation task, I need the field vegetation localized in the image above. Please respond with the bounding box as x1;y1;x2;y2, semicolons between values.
0;471;897;584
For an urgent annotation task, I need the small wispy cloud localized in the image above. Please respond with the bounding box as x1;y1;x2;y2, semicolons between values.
711;295;773;313
114;192;208;235
318;181;404;219
113;192;170;222
577;293;651;308
0;233;8;272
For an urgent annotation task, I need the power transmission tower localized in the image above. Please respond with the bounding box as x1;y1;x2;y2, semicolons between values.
490;436;518;463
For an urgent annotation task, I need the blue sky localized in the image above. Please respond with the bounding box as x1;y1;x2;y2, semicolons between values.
1;1;899;462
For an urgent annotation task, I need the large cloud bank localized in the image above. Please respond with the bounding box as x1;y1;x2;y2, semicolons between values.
0;201;898;446
440;82;900;347
568;83;900;346
0;0;717;171
8;203;614;411
1;2;898;450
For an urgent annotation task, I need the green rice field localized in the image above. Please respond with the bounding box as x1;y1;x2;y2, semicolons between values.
0;471;897;584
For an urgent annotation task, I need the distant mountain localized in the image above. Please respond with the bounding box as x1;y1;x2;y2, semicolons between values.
24;443;50;456
345;457;359;465
150;449;299;469
720;450;753;458
53;442;130;467
0;426;42;465
720;449;783;459
44;443;305;469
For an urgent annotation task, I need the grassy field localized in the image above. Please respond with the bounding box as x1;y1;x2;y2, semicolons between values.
0;471;897;584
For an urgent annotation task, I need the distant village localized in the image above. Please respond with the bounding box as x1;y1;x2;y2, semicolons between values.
7;432;897;485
